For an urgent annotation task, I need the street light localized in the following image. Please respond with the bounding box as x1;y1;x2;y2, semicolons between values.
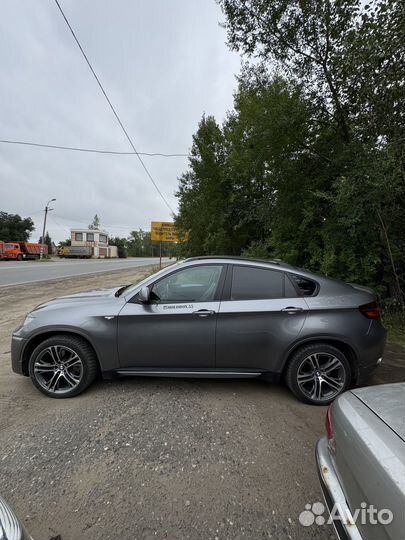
40;198;56;260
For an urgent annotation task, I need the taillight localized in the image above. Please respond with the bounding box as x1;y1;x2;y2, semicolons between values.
325;405;333;440
359;301;381;319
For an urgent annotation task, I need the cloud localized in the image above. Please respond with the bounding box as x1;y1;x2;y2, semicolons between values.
0;0;240;242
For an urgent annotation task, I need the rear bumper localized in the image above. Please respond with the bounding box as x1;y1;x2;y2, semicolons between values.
354;321;386;385
11;335;27;375
316;437;363;540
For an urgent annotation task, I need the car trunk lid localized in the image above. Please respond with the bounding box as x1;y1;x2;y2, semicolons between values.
351;383;405;442
349;282;375;296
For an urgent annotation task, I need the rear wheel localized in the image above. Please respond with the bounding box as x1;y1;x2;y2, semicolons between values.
285;343;351;405
28;335;99;398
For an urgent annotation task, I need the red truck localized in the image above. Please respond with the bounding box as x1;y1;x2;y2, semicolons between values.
1;242;48;260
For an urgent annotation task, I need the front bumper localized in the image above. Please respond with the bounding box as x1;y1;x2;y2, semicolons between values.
11;334;27;375
316;437;363;540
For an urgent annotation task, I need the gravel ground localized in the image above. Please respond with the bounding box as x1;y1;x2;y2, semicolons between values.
0;266;403;540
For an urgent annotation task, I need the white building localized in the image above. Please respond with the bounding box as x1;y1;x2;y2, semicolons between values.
71;228;118;258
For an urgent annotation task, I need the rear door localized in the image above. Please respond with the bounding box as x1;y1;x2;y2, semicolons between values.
117;264;226;369
216;265;308;372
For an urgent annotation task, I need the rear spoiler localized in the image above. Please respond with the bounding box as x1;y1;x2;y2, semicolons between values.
349;283;375;295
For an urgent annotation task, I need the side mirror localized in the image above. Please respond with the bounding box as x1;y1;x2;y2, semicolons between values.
138;286;151;304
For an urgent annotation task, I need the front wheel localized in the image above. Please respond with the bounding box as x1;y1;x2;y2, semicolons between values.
285;343;351;405
28;335;99;398
16;254;23;261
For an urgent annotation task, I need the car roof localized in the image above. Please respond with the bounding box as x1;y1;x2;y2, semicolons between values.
180;256;339;286
183;256;294;269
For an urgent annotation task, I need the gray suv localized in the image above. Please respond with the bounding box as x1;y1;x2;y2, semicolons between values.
11;257;386;404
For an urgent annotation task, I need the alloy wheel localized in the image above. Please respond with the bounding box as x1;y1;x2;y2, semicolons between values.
33;345;84;395
296;352;346;402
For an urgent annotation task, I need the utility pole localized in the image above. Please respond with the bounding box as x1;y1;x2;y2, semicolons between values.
40;198;56;260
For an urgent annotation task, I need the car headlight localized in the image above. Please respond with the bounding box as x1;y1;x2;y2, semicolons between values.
0;496;32;540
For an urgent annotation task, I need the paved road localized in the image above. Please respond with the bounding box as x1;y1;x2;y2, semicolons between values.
0;257;170;287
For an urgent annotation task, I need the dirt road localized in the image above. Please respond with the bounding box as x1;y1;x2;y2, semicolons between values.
0;266;403;540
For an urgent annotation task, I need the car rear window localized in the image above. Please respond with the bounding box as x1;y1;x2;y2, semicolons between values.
290;274;318;296
231;266;284;300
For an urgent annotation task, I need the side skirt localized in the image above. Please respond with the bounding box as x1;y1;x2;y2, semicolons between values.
114;368;264;379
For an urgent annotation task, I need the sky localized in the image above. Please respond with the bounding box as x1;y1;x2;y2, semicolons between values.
0;0;241;243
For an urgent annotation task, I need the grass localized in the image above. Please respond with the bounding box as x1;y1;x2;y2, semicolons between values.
382;312;405;348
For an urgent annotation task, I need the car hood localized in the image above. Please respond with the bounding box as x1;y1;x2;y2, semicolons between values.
32;287;122;311
352;383;405;442
58;287;121;299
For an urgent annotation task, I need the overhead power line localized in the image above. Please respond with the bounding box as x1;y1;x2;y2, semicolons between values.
50;214;152;233
0;138;189;157
52;0;174;214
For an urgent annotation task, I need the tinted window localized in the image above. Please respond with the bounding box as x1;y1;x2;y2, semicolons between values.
285;275;298;297
151;265;223;303
87;233;94;241
75;233;83;241
291;274;317;296
231;266;283;300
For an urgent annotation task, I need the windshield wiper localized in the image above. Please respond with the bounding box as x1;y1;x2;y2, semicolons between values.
115;284;131;297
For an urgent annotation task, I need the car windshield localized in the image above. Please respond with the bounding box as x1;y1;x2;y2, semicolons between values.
121;262;180;297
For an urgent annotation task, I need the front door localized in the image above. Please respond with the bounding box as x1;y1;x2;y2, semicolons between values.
117;264;226;368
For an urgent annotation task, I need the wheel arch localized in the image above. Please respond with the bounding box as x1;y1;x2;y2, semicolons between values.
282;337;358;383
21;330;101;375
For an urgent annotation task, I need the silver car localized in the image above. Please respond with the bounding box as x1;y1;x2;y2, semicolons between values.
0;495;32;540
316;382;405;540
11;257;386;404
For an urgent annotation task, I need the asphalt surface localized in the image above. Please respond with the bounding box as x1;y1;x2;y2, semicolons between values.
0;265;404;540
0;257;169;287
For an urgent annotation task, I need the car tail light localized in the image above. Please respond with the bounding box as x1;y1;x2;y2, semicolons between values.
325;405;333;440
359;301;381;319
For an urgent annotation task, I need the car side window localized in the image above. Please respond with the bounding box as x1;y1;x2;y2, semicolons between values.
230;266;284;300
285;275;299;297
150;265;224;303
290;274;318;296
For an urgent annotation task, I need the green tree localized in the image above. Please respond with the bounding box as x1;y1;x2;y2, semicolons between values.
218;0;405;304
176;75;320;261
58;238;71;247
88;214;101;230
127;229;152;257
176;114;232;255
0;212;34;241
109;236;127;258
176;0;404;318
39;231;53;253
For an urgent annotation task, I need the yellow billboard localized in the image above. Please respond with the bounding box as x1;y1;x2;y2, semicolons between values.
151;221;179;243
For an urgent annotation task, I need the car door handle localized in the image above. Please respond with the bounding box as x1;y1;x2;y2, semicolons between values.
281;306;304;314
192;309;215;317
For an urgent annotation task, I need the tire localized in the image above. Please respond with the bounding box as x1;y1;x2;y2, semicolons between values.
16;254;23;261
285;343;351;405
28;334;99;398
